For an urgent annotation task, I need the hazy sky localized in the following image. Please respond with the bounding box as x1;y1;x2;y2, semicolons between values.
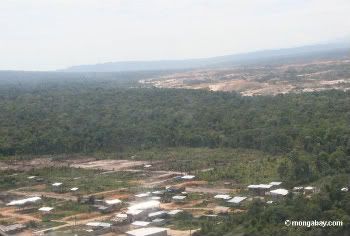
1;0;349;70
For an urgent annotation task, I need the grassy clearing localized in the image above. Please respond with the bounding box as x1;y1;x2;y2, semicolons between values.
100;147;285;184
26;167;140;194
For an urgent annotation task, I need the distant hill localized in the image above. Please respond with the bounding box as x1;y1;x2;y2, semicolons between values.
63;43;350;72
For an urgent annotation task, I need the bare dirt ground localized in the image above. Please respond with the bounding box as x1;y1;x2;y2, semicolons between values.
71;160;148;171
1;156;95;171
141;58;350;96
8;189;78;201
0;207;41;223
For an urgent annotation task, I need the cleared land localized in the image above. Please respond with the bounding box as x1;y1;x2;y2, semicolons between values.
141;58;350;96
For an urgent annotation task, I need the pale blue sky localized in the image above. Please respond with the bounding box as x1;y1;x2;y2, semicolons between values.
1;0;349;70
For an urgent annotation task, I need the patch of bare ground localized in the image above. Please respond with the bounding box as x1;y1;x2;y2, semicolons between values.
0;207;40;223
71;160;148;171
169;229;200;236
142;58;350;96
161;200;204;210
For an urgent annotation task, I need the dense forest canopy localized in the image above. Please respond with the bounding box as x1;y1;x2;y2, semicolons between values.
1;73;350;235
0;75;349;157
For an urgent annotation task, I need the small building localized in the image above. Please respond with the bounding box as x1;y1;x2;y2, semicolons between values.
152;190;165;195
7;196;41;207
152;218;166;226
52;182;63;192
214;194;231;200
128;201;160;211
127;209;148;221
166;186;185;193
132;221;151;227
39;207;54;214
248;184;273;196
269;182;282;189
172;195;186;203
227;196;247;205
70;187;79;192
135;192;151;199
181;175;195;180
126;227;168;236
105;198;122;206
270;189;289;199
304;186;315;194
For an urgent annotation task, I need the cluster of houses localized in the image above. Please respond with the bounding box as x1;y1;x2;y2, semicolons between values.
84;198;183;236
5;171;338;236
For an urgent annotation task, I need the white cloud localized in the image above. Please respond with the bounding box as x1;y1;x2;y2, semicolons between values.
0;0;349;70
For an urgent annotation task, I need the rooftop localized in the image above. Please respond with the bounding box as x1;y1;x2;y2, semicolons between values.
214;194;231;200
269;182;282;186
129;201;160;211
248;184;273;189
132;221;151;227
135;192;151;198
181;175;195;180
227;196;247;204
270;188;289;196
86;222;111;228
7;196;41;206
105;199;122;205
126;227;168;236
39;207;54;212
172;195;187;200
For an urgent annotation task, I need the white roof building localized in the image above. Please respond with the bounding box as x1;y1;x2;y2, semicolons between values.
126;227;168;236
181;175;195;180
151;197;161;200
105;199;122;205
70;187;79;191
152;190;165;195
135;192;151;198
38;207;54;212
27;176;36;179
270;188;289;196
129;201;160;211
86;222;111;228
172;196;186;200
144;165;152;168
7;197;41;206
248;184;273;189
341;187;349;192
304;186;314;190
293;186;304;191
52;182;63;187
167;210;183;216
269;182;282;186
214;194;231;200
132;221;151;227
227;196;247;204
